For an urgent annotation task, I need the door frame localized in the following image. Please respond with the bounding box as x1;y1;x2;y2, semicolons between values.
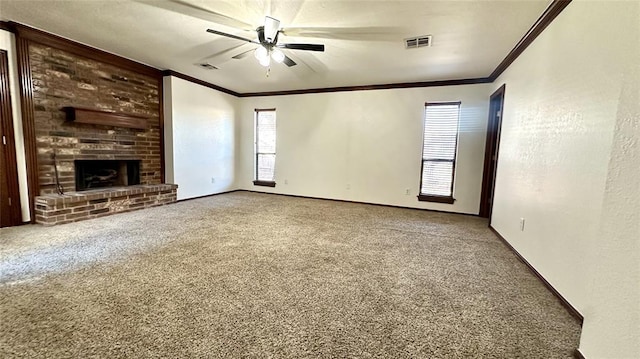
479;84;506;222
0;49;23;227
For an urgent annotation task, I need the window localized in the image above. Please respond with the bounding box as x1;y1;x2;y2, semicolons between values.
418;102;461;204
254;108;276;187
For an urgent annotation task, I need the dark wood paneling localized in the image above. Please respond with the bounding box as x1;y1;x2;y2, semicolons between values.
489;225;584;323
63;107;149;130
162;70;240;97
240;78;492;97
489;0;572;81
15;37;38;222
6;22;161;78
0;50;23;226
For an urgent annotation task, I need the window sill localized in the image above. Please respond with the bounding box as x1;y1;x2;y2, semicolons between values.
253;180;276;188
417;194;455;204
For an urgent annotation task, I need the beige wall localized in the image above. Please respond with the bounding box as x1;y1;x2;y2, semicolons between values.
164;76;238;200
491;1;639;357
236;85;491;214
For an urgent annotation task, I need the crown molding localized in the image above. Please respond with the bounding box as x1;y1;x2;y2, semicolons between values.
0;21;12;32
238;78;492;97
162;70;240;97
2;0;573;97
489;0;572;81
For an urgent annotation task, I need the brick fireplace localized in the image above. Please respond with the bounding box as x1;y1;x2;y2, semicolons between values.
27;42;177;225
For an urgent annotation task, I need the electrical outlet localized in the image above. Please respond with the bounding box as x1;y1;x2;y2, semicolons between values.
405;188;410;195
520;218;525;231
346;184;351;190
284;179;288;185
211;177;215;184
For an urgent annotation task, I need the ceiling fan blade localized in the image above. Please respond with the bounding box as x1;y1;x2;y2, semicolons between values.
200;42;247;61
282;55;297;67
206;29;258;44
136;0;254;31
280;26;405;41
277;43;324;52
232;48;256;59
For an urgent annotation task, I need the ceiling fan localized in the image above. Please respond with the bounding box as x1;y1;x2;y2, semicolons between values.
206;16;324;68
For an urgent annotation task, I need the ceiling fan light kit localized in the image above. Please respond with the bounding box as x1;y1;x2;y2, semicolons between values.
271;49;285;64
254;45;269;67
206;15;325;70
253;46;285;67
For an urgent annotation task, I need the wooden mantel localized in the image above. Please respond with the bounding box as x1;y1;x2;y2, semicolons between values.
63;107;149;130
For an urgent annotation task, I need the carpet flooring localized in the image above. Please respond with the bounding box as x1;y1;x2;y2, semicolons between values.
0;191;581;358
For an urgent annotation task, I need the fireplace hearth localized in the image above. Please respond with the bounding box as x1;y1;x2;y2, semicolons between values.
75;160;141;191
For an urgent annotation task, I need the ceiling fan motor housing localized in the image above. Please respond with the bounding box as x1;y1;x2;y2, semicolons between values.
256;26;279;49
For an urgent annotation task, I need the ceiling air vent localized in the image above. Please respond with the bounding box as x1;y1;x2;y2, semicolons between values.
198;63;218;70
405;35;432;49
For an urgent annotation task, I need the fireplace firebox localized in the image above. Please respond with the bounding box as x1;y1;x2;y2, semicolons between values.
75;160;141;191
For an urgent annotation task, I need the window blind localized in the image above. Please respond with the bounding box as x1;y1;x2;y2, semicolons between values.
420;102;460;200
256;109;276;182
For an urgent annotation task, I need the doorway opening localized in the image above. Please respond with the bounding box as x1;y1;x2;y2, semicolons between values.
479;84;505;221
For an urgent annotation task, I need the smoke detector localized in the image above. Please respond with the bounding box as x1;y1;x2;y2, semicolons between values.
405;35;432;49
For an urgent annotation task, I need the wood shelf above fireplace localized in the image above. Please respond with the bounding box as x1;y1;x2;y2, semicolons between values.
63;107;148;130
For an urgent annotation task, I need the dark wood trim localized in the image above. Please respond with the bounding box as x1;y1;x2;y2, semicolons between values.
161;73;488;98
178;189;478;217
479;84;506;219
5;22;487;100
240;190;479;217
240;78;491;97
5;0;570;100
176;189;240;202
573;348;586;359
489;0;572;81
489;225;584;323
417;195;454;204
0;21;11;32
424;101;462;106
255;108;276;111
63;107;149;129
6;22;161;78
15;36;38;223
253;180;276;187
160;0;569;97
0;50;23;226
162;70;240;97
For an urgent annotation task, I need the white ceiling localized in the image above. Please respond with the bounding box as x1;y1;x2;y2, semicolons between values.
0;0;551;93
